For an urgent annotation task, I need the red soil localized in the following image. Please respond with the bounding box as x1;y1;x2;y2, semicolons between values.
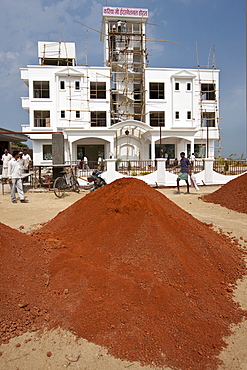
0;178;246;370
202;173;247;214
0;223;48;341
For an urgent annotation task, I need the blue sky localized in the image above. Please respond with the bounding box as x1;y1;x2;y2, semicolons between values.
0;0;245;158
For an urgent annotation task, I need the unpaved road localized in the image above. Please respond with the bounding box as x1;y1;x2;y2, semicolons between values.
0;184;247;370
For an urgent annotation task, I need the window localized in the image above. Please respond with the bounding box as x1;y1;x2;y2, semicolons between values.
76;111;80;118
90;82;106;99
34;111;50;127
43;145;52;160
149;82;164;99
187;111;192;119
201;84;216;100
154;144;175;159
150;111;165;127
175;111;179;119
61;110;65;118
75;81;80;90
60;81;65;90
33;81;50;98
77;145;84;160
194;144;206;158
201;112;215;127
175;82;179;91
187;83;191;91
91;111;107;126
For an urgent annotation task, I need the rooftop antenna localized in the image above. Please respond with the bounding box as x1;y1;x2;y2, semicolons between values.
208;43;216;69
196;41;200;67
85;29;88;66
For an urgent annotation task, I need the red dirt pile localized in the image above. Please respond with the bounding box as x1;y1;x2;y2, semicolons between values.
35;177;245;370
202;173;247;214
0;223;48;342
0;178;246;370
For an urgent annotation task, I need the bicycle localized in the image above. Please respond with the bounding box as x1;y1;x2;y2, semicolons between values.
53;169;80;198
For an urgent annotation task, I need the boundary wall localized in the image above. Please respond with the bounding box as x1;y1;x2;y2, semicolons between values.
78;159;245;188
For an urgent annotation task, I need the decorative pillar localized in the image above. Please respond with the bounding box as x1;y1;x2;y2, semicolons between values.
52;132;64;179
190;137;195;156
204;158;214;184
105;159;117;183
151;138;156;160
156;158;167;186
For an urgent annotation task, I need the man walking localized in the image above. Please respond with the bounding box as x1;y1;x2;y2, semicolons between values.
1;148;12;178
7;151;28;203
176;152;191;194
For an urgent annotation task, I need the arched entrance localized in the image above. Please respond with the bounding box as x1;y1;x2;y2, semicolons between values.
72;137;109;162
109;119;153;160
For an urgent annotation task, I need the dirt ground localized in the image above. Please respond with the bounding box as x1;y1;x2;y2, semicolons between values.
0;183;247;370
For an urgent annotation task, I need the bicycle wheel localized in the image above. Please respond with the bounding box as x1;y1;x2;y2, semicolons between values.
53;177;66;198
71;176;80;193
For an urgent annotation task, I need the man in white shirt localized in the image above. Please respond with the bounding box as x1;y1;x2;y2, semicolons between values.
1;148;12;177
8;151;28;203
18;152;24;170
83;156;89;170
22;148;31;173
190;152;196;169
22;148;31;182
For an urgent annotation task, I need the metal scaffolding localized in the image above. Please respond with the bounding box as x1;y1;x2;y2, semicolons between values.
105;20;146;125
196;44;222;157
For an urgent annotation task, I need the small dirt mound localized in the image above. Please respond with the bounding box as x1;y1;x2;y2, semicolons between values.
32;177;246;370
202;173;247;214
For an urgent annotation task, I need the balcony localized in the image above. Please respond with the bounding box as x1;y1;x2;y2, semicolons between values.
21;97;30;112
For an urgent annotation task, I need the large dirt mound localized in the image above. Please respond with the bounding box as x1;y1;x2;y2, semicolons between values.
0;223;48;343
31;177;246;370
202;173;247;214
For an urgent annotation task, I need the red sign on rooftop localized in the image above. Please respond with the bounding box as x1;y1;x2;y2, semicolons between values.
103;7;148;18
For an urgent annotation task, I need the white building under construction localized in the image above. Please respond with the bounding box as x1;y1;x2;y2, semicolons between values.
21;6;220;165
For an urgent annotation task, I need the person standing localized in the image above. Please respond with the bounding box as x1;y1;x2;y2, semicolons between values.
83;156;89;170
18;152;24;171
176;152;191;194
22;148;31;173
1;149;12;178
22;148;31;182
190;152;196;170
117;20;122;32
7;151;28;203
97;155;102;170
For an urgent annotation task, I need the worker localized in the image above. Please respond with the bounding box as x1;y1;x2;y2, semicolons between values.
176;152;191;194
1;148;12;178
8;151;29;203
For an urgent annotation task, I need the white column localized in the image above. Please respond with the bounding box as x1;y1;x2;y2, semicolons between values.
109;140;115;158
105;159;117;183
190;137;195;155
151;138;156;160
204;158;214;184
156;158;167;186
